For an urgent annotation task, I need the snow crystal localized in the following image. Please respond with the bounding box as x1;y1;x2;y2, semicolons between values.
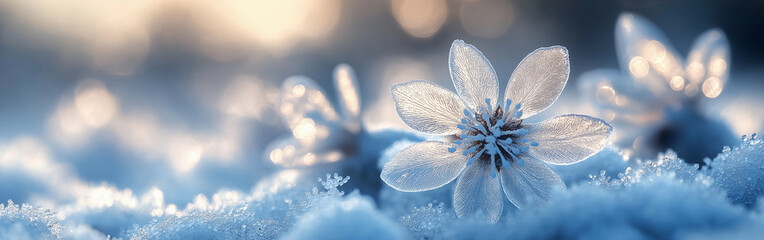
125;173;355;240
399;201;455;239
126;206;264;240
703;134;764;207
0;200;63;240
590;149;710;188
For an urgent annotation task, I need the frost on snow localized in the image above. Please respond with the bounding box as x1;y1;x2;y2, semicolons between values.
0;200;63;240
703;134;764;207
590;150;709;189
383;39;611;222
398;201;454;239
126;173;402;240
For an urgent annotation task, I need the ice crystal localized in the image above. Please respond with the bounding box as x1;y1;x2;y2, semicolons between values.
126;206;271;240
399;201;454;239
0;200;63;240
590;150;710;189
125;173;351;239
298;173;350;210
703;134;764;207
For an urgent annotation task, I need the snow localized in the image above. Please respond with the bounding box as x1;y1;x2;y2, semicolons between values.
1;134;763;239
703;134;764;207
0;200;63;240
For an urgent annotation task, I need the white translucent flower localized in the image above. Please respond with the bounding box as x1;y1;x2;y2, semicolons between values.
578;12;736;161
381;40;612;223
265;64;363;167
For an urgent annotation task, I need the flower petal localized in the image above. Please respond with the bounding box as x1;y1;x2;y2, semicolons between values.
524;114;612;165
381;141;467;192
333;64;362;120
504;46;569;119
453;159;503;223
449;40;499;111
391;80;469;135
500;158;565;209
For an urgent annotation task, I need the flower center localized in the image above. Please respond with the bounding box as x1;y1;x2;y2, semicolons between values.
448;98;538;178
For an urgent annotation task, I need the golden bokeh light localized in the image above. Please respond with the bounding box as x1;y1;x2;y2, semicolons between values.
292;84;306;98
702;77;723;98
628;56;650;78
391;0;447;38
74;80;119;129
269;148;284;164
595;84;616;104
670;76;685;91
292;118;317;144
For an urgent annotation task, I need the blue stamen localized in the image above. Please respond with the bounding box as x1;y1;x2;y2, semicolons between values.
466;148;485;166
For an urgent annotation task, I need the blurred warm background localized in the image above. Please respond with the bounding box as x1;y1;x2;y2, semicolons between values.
0;0;762;205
